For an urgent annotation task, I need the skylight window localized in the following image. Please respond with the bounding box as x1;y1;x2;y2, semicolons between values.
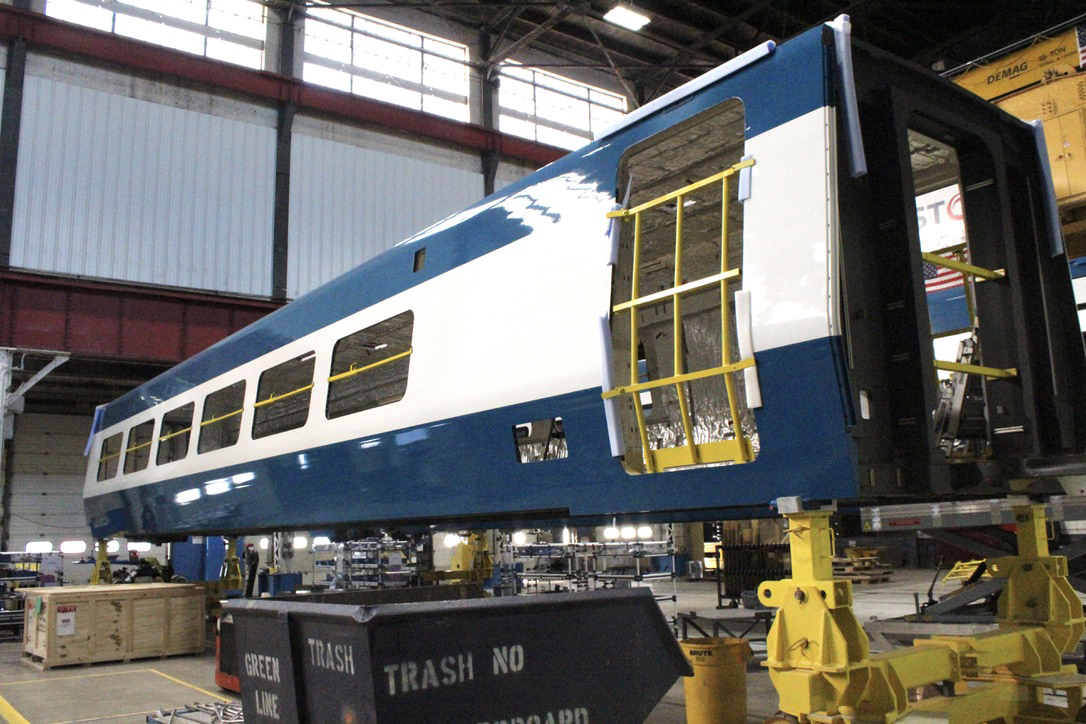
303;4;470;123
45;0;267;70
498;63;627;150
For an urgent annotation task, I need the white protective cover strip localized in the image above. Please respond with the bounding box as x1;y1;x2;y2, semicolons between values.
828;15;867;178
598;315;624;457
735;290;762;408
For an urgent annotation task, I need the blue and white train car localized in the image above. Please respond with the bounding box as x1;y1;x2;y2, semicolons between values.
84;17;1086;540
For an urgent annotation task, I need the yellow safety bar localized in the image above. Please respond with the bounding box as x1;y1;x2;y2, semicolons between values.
604;158;756;473
200;409;243;427
158;426;192;442
253;384;314;408
99;451;121;462
924;245;1017;380
934;360;1017;379
920;251;1005;281
328;348;412;384
124;439;153;454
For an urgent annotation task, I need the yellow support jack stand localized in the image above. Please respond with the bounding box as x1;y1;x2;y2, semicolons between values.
760;499;1086;724
449;532;493;584
221;536;243;592
88;539;112;585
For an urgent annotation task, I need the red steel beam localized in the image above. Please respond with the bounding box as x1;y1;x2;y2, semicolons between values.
0;5;566;167
0;269;283;364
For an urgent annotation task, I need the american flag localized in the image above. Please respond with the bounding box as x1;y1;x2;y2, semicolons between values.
1079;25;1086;67
923;254;964;293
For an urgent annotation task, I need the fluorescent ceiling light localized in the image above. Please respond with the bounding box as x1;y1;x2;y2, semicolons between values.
604;5;650;31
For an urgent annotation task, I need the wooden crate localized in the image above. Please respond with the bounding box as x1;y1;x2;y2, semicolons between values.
21;583;205;669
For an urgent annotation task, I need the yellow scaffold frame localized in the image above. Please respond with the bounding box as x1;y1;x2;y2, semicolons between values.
925;243;1017;380
603;158;756;472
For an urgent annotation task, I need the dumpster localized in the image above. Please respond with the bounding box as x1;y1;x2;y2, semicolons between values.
680;637;752;724
217;583;484;693
226;587;692;723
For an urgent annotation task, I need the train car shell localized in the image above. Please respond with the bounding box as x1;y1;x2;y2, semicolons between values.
83;19;1086;539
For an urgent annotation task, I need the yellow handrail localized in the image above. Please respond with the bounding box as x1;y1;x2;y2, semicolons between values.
921;251;1004;281
124;440;153;454
328;348;412;384
99;451;121;462
158;426;192;442
612;269;741;313
934;360;1017;379
200;408;243;427
607;159;755;218
602;359;756;399
253;384;314;409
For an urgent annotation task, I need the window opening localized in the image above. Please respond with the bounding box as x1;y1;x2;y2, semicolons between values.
122;420;155;474
254;352;316;439
303;4;469;122
97;433;122;481
413;248;426;272
603;99;756;473
910;129;1015;460
513;417;568;463
156;402;194;466
498;62;627;150
327;311;414;419
198;381;246;454
45;0;267;70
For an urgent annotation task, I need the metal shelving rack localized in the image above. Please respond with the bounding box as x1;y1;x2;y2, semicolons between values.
507;540;678;607
313;538;417;589
0;552;43;641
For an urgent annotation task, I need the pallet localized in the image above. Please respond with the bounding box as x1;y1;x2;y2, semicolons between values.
20;645;204;671
844;574;892;585
20;583;205;669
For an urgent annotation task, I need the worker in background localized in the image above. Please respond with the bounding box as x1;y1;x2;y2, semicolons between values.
243;543;260;598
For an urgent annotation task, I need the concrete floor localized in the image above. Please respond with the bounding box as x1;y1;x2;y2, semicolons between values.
0;569;953;724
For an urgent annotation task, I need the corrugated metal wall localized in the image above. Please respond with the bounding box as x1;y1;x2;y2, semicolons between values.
288;117;484;297
10;54;277;296
495;161;536;191
6;413;91;552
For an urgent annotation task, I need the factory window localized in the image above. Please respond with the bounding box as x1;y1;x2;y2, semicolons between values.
513;417;568;463
498;63;627;150
327;311;414;419
253;352;317;439
60;540;87;555
122;420;155;474
97;433;122;481
303;4;469;122
606;98;756;473
198;381;246;454
156;402;194;466
44;0;267;70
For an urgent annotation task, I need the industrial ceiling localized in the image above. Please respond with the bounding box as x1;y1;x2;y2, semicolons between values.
328;0;1086;104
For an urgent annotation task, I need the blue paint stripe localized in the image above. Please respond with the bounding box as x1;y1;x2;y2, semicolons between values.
86;336;858;537
101;26;832;429
1070;256;1086;280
